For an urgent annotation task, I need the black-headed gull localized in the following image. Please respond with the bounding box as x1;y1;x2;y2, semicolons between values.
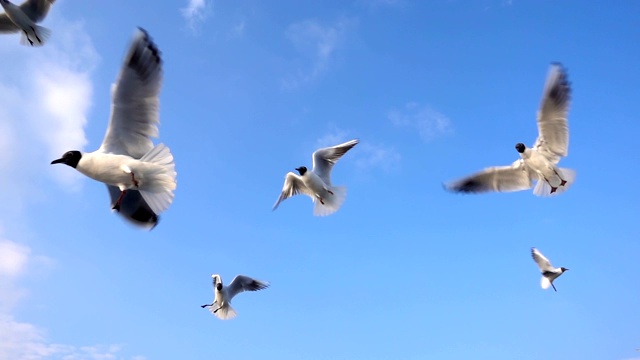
273;139;358;216
200;274;270;320
531;247;568;292
0;0;55;46
446;63;575;196
51;28;176;229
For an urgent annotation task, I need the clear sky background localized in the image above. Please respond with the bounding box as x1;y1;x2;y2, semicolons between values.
0;0;638;359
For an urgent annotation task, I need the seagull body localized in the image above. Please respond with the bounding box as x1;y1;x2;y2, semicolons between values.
201;274;270;320
0;0;55;46
51;28;176;229
531;247;568;292
446;63;575;196
273;139;359;216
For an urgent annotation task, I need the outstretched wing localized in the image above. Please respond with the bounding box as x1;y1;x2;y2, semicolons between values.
445;161;534;194
227;275;270;300
311;139;359;185
99;27;163;159
531;247;554;272
106;185;158;229
534;63;571;164
272;172;315;210
20;0;55;23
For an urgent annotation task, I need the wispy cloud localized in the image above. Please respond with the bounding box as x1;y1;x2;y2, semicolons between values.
181;0;212;33
282;18;353;89
316;129;400;173
388;102;453;142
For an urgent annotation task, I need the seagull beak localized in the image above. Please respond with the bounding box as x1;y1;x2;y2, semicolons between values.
51;158;65;165
295;167;302;171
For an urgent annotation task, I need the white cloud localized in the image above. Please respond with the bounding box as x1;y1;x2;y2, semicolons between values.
315;129;400;173
0;240;30;277
181;0;212;33
388;102;453;142
282;18;352;89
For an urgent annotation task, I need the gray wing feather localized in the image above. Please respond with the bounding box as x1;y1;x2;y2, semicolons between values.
99;27;162;158
445;161;533;194
227;275;270;300
272;172;314;210
20;0;54;23
0;14;19;32
534;63;571;163
311;139;359;185
531;247;554;272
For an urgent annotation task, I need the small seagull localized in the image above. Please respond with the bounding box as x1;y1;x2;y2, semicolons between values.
51;28;176;229
445;63;575;196
201;274;270;320
531;247;568;292
273;139;359;216
0;0;55;46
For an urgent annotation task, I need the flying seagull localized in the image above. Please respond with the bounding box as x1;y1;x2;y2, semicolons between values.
201;274;270;320
0;0;55;46
51;28;176;229
273;139;359;216
531;247;568;292
445;63;575;196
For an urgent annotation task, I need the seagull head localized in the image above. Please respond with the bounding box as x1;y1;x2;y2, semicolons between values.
515;143;526;153
51;151;82;168
216;283;223;291
295;166;307;176
560;267;569;272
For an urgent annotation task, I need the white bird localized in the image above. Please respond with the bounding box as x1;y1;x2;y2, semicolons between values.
201;274;270;320
531;247;568;292
51;28;176;229
445;63;575;196
0;0;55;46
273;139;359;216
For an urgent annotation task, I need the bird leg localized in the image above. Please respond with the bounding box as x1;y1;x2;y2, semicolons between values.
112;190;127;211
130;172;139;188
552;169;567;186
23;30;33;46
31;26;41;44
200;303;212;308
551;283;557;292
543;177;558;194
315;194;325;205
326;188;334;195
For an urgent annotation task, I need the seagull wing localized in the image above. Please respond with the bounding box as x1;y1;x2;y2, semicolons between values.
106;185;158;229
0;13;19;33
445;161;534;194
533;63;571;164
272;172;315;210
19;0;55;23
311;139;359;185
227;275;270;300
531;247;555;272
98;27;163;159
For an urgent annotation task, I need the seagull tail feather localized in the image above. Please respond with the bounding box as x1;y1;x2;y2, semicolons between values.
212;305;237;320
138;143;177;215
313;185;346;217
533;168;576;197
20;25;51;47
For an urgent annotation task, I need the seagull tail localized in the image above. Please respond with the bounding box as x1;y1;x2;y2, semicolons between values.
211;305;237;320
533;168;576;197
540;276;552;290
20;25;51;47
313;186;347;217
138;143;177;215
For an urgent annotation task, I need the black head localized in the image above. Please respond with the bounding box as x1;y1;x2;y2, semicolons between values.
216;283;223;291
560;267;569;272
295;166;307;176
515;143;526;153
51;151;82;168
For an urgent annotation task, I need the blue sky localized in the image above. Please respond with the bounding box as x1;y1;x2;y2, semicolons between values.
0;0;639;359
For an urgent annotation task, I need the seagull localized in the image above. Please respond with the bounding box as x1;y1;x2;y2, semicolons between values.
0;0;55;46
51;28;176;229
445;63;575;196
200;274;270;320
273;139;359;216
531;247;568;292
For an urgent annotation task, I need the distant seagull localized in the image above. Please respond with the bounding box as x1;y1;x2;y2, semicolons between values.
445;63;575;196
273;139;359;216
531;247;568;292
0;0;55;46
201;274;270;320
51;28;176;229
